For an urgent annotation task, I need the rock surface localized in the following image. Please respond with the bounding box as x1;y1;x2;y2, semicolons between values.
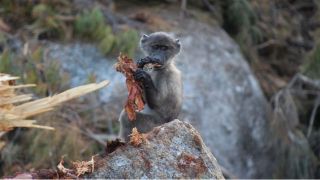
46;20;273;178
88;120;224;179
176;20;273;178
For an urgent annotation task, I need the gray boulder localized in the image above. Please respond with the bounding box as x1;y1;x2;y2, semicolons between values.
88;120;224;179
175;20;272;178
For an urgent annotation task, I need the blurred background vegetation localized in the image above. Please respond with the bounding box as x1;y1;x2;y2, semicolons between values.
0;0;319;178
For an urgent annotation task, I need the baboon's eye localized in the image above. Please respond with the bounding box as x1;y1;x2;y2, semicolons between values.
152;45;159;50
160;45;169;51
152;45;168;50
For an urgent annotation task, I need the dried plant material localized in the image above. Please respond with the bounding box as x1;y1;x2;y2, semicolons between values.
0;18;11;32
57;158;77;179
0;73;109;133
115;53;144;121
0;141;5;150
57;158;73;174
72;156;95;177
11;80;109;118
0;94;34;106
0;74;19;82
57;156;95;178
129;127;147;146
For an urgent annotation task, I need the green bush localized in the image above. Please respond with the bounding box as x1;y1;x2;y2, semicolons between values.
31;4;65;39
302;45;320;79
222;0;255;35
98;26;116;55
222;0;262;44
0;47;67;96
114;29;139;57
74;7;106;40
0;50;14;74
74;7;139;56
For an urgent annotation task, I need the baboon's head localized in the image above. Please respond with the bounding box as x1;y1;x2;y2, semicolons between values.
140;32;181;65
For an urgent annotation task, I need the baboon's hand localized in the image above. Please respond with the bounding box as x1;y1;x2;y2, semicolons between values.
134;69;153;88
137;57;152;68
134;69;150;82
137;57;161;68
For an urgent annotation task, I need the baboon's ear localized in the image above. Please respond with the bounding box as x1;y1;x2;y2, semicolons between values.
141;34;149;42
175;39;181;47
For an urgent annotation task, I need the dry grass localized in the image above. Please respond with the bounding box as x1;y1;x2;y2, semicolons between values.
0;73;109;149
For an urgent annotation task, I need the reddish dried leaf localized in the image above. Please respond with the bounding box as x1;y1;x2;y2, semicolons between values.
115;53;145;121
135;94;144;111
125;102;136;120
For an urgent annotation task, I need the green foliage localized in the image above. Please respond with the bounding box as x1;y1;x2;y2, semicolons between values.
32;4;53;18
0;47;67;96
222;0;255;35
0;32;6;43
2;3;138;57
45;61;63;93
74;7;138;56
98;26;116;55
74;8;105;40
0;0;34;26
248;25;263;45
86;72;97;83
27;48;68;95
31;4;64;39
0;50;14;74
114;29;139;57
302;45;320;79
221;0;262;63
222;0;263;45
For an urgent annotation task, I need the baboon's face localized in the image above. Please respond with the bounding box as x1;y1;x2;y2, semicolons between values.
140;32;181;64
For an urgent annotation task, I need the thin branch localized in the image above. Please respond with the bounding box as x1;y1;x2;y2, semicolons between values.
255;39;282;50
307;95;320;138
180;0;187;19
201;0;216;13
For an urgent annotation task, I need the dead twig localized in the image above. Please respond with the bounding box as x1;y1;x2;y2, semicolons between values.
180;0;187;19
201;0;216;13
307;95;320;138
255;39;282;50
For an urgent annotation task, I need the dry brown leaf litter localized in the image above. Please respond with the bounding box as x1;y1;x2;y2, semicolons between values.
129;127;147;146
57;156;95;178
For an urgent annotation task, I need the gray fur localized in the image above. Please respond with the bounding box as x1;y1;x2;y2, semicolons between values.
119;32;183;141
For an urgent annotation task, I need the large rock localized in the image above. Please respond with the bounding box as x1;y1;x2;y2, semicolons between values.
175;21;272;178
88;120;224;179
47;20;273;178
